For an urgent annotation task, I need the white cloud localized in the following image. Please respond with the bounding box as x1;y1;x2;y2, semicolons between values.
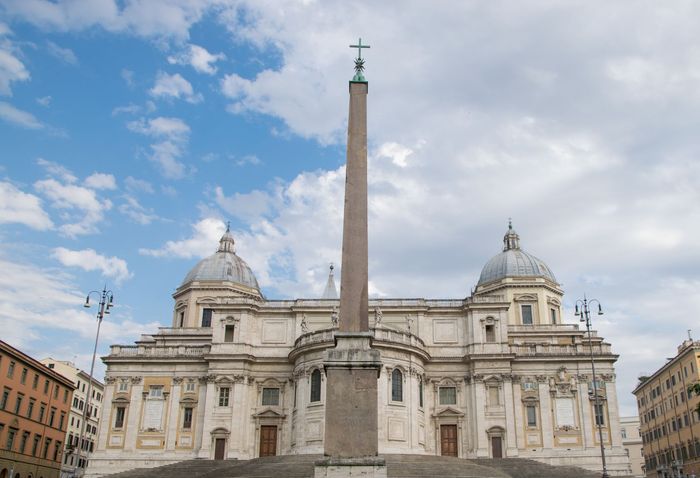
127;116;190;137
34;176;112;237
0;181;53;230
127;116;191;179
377;142;414;168
0;101;43;129
36;95;51;106
46;40;77;64
36;157;77;183
0;27;30;96
214;186;273;222
124;176;154;194
84;172;117;190
118;195;160;225
149;71;202;103
121;68;134;87
0;254;160;358
167;43;225;74
1;0;212;40
139;217;224;258
234;154;262;166
52;247;132;283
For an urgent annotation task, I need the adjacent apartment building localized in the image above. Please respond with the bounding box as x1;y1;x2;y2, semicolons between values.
39;360;104;478
0;340;75;478
633;338;700;477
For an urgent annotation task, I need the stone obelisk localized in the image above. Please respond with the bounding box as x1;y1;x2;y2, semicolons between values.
316;38;385;477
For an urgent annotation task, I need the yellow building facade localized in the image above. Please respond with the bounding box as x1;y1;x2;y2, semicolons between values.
633;338;700;477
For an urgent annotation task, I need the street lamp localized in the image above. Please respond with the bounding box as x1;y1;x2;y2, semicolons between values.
575;295;608;478
76;285;114;477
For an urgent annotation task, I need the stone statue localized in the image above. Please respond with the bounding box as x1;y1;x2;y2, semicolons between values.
300;314;309;333
406;315;414;333
331;307;339;328
374;307;382;326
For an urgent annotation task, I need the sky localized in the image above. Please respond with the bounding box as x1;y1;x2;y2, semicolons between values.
1;0;699;417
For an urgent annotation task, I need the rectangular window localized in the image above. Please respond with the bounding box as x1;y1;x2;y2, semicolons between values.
59;412;66;430
149;386;163;398
14;394;23;414
621;428;627;438
262;387;280;406
419;380;424;408
27;398;35;418
0;388;9;410
43;437;51;458
182;407;193;429
49;408;56;427
488;386;500;406
485;324;495;342
202;308;213;327
19;431;30;454
7;361;15;378
521;304;533;325
32;374;38;389
114;406;126;428
20;367;27;384
439;386;457;405
32;434;41;456
594;403;605;426
526;405;537;427
224;324;235;342
63;389;69;403
550;308;557;324
44;379;50;394
118;381;129;392
185;381;196;393
178;311;185;327
6;428;16;450
218;387;230;407
54;385;59;399
53;441;61;461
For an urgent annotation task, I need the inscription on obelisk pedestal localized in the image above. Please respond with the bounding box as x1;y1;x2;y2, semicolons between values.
315;39;385;477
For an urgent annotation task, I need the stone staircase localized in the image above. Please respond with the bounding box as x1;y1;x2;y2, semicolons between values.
104;454;611;478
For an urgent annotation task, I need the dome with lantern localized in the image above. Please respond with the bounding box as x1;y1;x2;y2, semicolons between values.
477;221;557;287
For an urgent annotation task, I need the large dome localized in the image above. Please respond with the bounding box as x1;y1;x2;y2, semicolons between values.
181;227;261;291
477;222;557;286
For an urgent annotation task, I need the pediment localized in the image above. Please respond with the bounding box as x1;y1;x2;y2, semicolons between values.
253;408;286;419
433;407;464;417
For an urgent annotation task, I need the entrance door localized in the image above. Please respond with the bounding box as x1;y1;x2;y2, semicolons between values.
440;424;458;457
259;426;277;457
491;436;503;458
214;438;226;460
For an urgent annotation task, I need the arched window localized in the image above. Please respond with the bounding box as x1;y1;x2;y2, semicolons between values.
310;369;321;402
392;369;403;402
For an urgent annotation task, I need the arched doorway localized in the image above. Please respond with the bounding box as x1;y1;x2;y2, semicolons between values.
0;468;8;478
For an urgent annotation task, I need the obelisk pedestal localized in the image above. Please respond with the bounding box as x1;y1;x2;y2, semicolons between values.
315;43;385;478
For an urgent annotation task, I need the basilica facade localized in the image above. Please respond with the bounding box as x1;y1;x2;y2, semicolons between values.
86;224;632;476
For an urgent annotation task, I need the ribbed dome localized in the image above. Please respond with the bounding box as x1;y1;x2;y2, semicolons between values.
477;222;557;286
181;226;261;291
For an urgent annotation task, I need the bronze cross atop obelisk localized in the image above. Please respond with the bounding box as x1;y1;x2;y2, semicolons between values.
350;37;370;82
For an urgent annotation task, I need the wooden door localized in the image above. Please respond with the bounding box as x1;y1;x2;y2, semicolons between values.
491;436;503;458
259;426;277;457
440;424;458;457
214;438;226;460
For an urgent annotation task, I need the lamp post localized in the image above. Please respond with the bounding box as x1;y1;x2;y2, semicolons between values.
75;286;114;477
575;295;608;478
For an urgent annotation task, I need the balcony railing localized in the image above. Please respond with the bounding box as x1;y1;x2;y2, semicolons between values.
109;345;210;357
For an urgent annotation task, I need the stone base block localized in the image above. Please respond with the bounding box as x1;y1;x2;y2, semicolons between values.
314;457;387;478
